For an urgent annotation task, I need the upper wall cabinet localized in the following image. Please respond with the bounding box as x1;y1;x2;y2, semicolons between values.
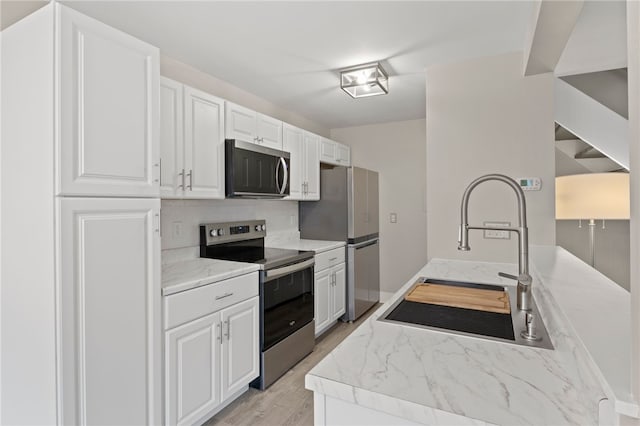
225;102;283;151
160;77;225;199
58;5;160;197
320;137;351;167
283;125;320;201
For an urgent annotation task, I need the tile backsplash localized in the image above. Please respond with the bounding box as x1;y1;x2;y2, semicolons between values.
161;199;299;250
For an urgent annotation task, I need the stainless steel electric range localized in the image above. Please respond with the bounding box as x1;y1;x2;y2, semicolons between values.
200;220;315;390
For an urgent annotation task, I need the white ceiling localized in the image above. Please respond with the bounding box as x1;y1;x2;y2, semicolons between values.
3;1;625;129
59;1;535;129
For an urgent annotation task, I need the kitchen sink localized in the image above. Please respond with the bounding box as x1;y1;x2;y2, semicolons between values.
378;278;554;350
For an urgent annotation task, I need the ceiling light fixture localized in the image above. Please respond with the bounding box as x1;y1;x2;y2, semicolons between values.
340;62;389;98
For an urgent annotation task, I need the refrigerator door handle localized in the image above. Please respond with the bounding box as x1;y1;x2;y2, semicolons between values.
351;239;378;249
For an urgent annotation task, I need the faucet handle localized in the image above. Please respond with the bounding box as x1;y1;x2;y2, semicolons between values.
498;271;532;286
498;271;518;281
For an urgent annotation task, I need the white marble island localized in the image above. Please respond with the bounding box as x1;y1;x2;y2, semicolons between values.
306;246;635;425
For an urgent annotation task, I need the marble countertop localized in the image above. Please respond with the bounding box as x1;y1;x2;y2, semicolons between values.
305;246;617;425
266;238;345;254
162;258;260;296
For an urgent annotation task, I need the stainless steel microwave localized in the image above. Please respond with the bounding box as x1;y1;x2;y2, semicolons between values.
225;139;290;198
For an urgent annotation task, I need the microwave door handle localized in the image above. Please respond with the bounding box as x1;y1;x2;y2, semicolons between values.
279;157;288;194
275;159;282;193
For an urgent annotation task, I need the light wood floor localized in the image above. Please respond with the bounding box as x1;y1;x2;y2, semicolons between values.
205;306;379;426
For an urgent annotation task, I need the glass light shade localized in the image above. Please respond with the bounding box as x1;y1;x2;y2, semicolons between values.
556;173;630;220
340;62;389;98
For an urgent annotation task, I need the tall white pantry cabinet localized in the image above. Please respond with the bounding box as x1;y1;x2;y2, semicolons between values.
1;4;161;425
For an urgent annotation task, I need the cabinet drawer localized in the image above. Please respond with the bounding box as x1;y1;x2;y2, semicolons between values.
315;247;345;271
164;272;258;330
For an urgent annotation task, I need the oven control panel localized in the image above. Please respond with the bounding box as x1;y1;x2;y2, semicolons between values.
200;220;267;246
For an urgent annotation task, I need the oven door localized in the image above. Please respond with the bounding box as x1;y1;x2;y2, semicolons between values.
261;258;314;351
225;139;290;198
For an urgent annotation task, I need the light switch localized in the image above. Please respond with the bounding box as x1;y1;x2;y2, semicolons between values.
390;213;397;223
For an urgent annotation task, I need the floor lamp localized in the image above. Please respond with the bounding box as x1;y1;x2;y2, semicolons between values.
556;173;630;267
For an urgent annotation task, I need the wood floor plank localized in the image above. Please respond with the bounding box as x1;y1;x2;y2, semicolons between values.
204;305;379;426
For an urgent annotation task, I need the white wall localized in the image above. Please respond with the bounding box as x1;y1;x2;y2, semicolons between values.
331;119;428;300
426;52;556;264
161;55;329;138
161;199;299;251
626;0;640;412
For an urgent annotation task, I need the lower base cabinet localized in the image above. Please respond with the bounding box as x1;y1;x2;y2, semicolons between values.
314;248;346;337
164;275;259;426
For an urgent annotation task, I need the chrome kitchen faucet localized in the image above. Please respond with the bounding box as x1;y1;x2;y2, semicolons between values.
458;174;532;311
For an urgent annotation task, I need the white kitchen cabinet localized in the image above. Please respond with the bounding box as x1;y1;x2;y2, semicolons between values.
2;4;162;424
160;77;225;199
166;312;222;426
314;247;347;337
221;298;260;399
58;5;160;197
331;263;347;319
164;273;259;426
314;269;332;335
59;197;162;426
336;143;351;166
283;125;320;200
225;102;283;150
320;137;351;166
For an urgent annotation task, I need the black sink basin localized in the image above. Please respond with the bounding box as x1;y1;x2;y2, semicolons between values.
379;277;554;350
386;300;515;341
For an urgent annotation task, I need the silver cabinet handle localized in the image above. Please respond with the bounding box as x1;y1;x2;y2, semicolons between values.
178;168;186;190
154;213;160;234
217;323;222;344
215;292;234;300
329;257;337;261
155;161;160;184
227;320;231;340
187;169;193;191
223;320;230;340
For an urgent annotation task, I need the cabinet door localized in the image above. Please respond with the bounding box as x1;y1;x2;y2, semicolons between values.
283;124;304;200
59;197;161;425
336;143;351;166
58;5;160;197
165;312;222;426
221;297;260;400
257;113;283;150
184;86;225;199
160;77;184;198
225;102;257;142
303;132;320;200
332;264;347;320
314;269;332;336
320;138;337;164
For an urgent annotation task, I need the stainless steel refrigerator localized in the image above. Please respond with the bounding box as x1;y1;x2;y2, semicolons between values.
299;166;380;321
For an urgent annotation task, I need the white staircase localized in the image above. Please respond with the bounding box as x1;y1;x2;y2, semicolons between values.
555;77;629;170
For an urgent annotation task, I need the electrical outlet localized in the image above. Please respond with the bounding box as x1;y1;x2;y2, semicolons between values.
390;213;397;223
483;221;511;239
172;221;183;237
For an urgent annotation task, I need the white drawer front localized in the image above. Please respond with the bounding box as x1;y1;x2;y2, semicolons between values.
164;272;258;330
315;247;345;272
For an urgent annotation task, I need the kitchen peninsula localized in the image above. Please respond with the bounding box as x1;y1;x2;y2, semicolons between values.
306;246;635;425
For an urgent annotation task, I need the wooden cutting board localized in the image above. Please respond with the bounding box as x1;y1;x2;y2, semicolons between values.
404;282;511;314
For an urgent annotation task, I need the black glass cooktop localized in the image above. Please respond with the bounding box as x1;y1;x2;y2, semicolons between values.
201;242;313;270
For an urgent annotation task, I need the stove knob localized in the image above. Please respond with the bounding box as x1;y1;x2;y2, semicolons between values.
255;225;261;232
261;224;266;231
209;229;218;237
217;228;225;236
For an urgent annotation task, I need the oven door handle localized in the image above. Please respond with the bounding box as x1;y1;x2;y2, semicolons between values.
265;258;315;281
